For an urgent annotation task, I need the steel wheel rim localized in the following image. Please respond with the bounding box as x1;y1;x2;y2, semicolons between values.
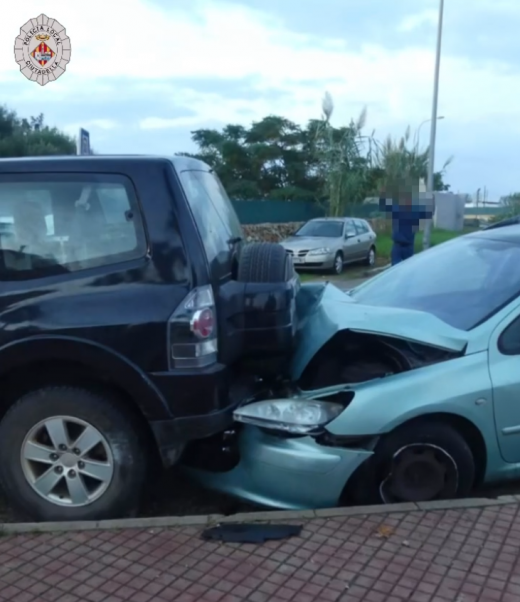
368;249;375;265
334;255;343;273
21;415;114;507
379;443;459;504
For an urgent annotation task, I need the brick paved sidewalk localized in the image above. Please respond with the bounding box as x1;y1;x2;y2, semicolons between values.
0;503;519;602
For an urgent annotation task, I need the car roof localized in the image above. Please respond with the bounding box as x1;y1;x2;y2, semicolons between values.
0;154;211;172
307;217;368;224
308;217;350;223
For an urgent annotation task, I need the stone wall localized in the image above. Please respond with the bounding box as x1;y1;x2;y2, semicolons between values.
242;218;391;242
242;222;303;242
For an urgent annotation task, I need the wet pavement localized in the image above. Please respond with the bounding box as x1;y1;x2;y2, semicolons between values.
333;277;368;291
0;501;519;601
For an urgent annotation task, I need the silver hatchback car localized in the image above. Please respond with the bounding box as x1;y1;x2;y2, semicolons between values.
280;217;377;274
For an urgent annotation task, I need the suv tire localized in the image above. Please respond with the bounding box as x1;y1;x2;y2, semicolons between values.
238;242;294;283
0;386;147;522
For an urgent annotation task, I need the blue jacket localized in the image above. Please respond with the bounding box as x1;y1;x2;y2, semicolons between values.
379;198;433;246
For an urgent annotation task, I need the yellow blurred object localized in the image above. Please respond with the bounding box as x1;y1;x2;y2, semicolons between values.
375;525;395;538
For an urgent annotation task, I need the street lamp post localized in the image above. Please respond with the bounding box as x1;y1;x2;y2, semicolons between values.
415;116;444;149
423;0;445;250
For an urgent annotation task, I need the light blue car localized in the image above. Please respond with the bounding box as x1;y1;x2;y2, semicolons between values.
188;222;520;509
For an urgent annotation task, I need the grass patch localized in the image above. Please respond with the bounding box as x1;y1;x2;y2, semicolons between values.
375;227;477;260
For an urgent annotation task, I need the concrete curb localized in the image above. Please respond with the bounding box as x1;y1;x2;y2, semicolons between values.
0;496;518;535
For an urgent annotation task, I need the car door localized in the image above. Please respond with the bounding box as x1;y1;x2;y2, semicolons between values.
488;307;520;463
353;219;372;257
342;219;361;263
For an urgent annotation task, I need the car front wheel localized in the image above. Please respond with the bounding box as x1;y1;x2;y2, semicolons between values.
332;252;343;275
373;421;475;504
0;387;147;522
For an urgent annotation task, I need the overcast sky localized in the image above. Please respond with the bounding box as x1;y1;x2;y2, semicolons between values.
1;0;519;200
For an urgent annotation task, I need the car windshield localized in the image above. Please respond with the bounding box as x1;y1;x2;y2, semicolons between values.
349;234;520;331
295;220;343;238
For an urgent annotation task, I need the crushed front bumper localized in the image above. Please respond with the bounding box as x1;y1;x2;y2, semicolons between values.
186;425;373;510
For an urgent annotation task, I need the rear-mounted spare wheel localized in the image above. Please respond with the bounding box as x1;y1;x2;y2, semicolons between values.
219;242;297;377
237;242;295;283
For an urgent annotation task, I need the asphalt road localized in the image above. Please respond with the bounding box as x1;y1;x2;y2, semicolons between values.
334;277;369;290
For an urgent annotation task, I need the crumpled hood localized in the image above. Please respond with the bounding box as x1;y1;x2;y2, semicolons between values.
291;283;468;379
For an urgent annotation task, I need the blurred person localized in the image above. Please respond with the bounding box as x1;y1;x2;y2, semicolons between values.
379;179;433;266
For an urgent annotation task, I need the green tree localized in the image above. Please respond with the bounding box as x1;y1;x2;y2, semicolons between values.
313;93;376;216
181;116;320;201
180;102;451;205
373;126;451;199
0;106;76;157
500;192;520;206
494;192;520;221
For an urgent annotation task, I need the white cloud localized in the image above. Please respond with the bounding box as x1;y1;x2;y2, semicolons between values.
398;9;438;32
63;119;117;133
1;0;519;198
139;116;201;130
2;0;519;132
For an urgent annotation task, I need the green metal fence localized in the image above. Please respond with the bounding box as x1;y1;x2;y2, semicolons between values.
231;201;385;223
230;200;324;224
231;200;506;224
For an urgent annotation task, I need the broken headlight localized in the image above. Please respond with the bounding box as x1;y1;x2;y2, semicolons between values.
233;399;344;434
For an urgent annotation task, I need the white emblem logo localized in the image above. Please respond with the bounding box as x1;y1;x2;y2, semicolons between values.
14;14;71;86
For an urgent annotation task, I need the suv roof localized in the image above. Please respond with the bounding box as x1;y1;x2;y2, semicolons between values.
0;155;210;171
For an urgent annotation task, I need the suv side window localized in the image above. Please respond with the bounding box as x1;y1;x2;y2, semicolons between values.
499;315;520;355
179;170;243;264
0;174;146;280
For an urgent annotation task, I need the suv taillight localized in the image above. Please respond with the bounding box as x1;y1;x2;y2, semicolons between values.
190;308;214;338
168;285;218;369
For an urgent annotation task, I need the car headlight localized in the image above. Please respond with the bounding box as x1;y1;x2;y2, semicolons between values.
233;399;344;434
307;247;331;255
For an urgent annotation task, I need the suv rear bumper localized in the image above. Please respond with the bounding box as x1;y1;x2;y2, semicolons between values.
149;363;239;465
150;401;237;465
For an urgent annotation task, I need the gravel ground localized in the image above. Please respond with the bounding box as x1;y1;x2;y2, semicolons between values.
140;468;258;518
0;469;518;524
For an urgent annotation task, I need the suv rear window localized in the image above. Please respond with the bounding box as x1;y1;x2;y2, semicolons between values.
179;170;243;264
0;173;146;279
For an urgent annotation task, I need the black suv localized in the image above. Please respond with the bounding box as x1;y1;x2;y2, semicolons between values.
0;155;298;522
